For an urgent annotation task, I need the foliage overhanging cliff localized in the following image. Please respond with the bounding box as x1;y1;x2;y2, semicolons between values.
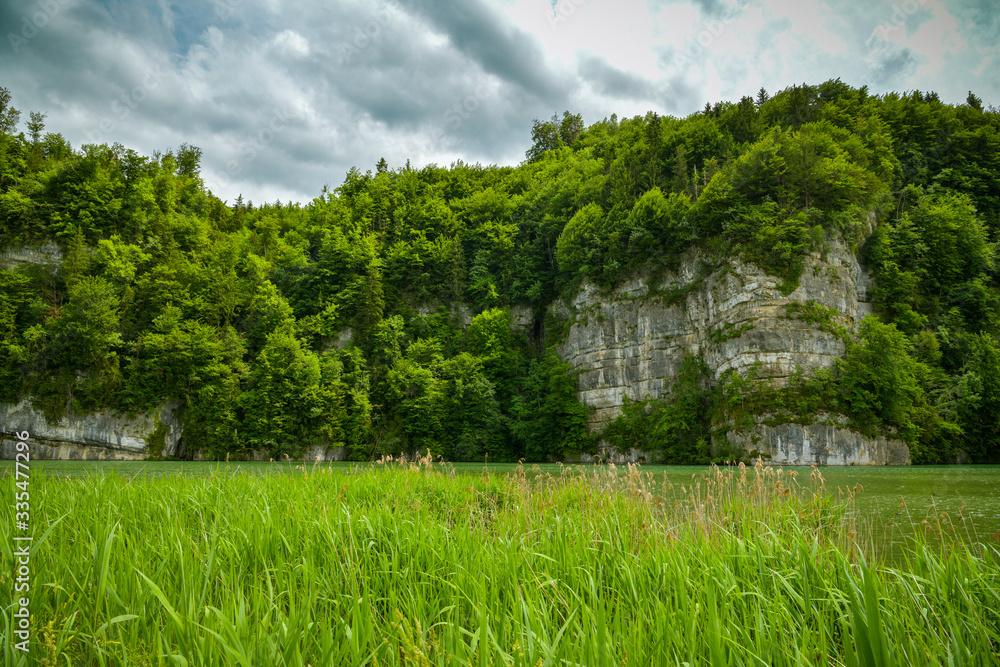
1;80;999;463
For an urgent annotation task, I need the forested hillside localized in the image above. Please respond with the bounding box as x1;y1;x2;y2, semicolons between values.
2;81;999;463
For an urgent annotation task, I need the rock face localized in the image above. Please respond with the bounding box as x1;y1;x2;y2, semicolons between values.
0;243;62;271
554;233;909;465
0;400;182;460
726;416;910;466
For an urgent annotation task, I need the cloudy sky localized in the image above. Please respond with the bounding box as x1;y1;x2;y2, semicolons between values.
2;0;998;204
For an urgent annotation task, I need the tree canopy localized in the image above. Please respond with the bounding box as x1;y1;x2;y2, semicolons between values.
2;80;999;463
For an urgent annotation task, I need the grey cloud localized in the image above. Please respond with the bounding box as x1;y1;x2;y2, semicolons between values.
395;0;568;104
649;0;721;15
951;0;1000;37
578;55;654;100
650;0;748;19
652;77;702;116
750;16;792;61
2;0;996;205
186;0;560;199
3;2;173;129
902;7;934;38
870;48;917;86
685;0;727;16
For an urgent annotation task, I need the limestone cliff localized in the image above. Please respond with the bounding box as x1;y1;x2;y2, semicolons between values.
553;233;910;465
0;400;182;460
725;415;910;465
0;242;62;271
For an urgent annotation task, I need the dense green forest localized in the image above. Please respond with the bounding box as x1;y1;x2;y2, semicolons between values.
1;81;999;463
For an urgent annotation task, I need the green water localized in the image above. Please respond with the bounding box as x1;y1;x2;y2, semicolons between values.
5;459;999;545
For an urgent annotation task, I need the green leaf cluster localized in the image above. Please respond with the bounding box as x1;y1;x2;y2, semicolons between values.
2;80;1000;462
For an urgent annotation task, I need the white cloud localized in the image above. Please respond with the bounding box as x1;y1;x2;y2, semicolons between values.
272;29;310;58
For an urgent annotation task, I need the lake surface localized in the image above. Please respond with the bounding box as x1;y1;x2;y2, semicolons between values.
6;460;999;548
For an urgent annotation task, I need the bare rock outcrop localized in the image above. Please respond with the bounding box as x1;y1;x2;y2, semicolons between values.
554;234;908;465
0;243;62;271
726;415;910;466
0;400;182;460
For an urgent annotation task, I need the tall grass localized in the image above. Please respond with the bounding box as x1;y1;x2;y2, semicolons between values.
2;458;998;665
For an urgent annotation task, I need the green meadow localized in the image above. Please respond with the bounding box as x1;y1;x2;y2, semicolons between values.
2;459;999;665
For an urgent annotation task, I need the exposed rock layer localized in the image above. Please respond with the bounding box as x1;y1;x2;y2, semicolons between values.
0;400;181;460
0;243;62;271
726;416;911;466
554;235;908;465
